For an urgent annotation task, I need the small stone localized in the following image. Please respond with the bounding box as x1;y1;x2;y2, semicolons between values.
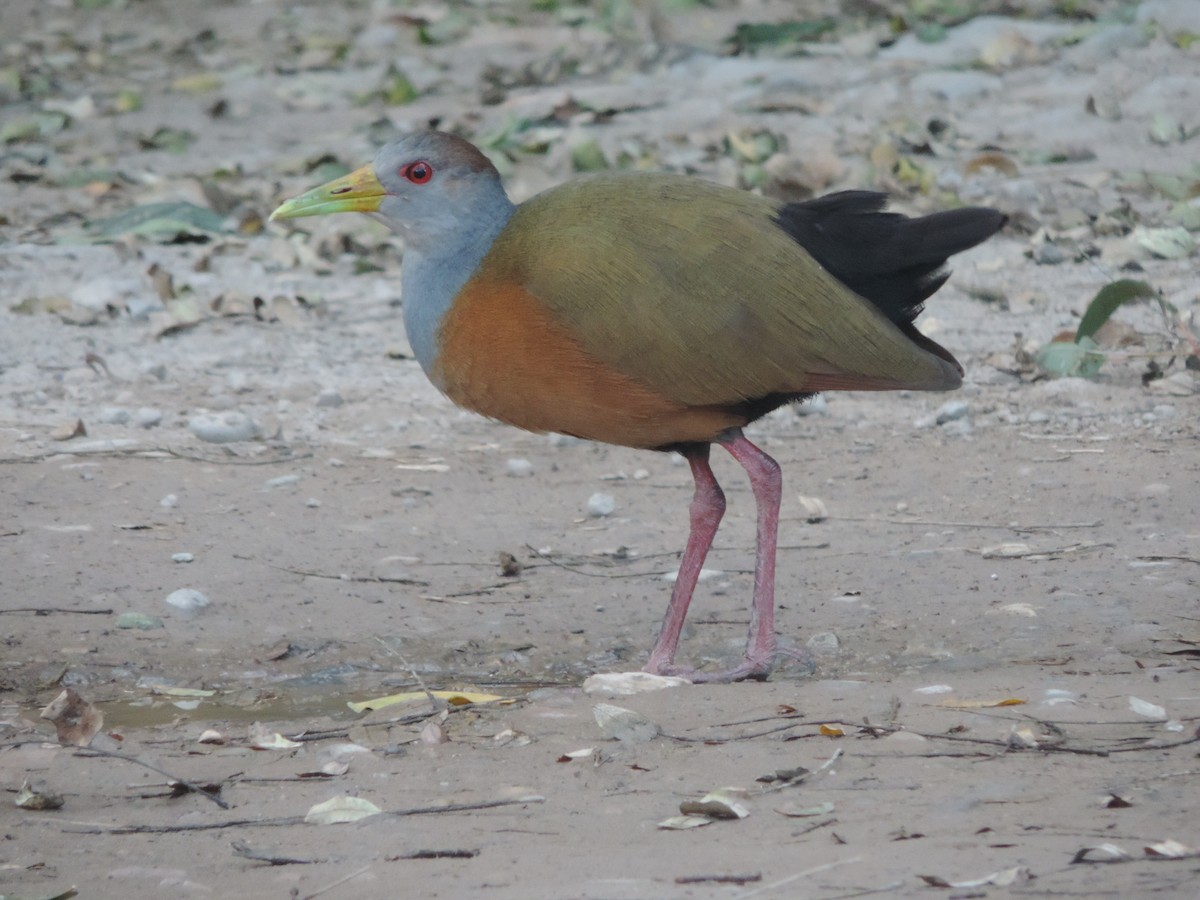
98;407;130;425
164;588;210;613
935;400;970;424
188;411;260;443
306;497;321;508
506;458;534;477
587;493;616;517
160;493;179;508
1033;241;1065;265
806;632;840;652
1025;410;1050;424
265;474;300;489
171;552;194;563
316;388;344;408
135;407;163;428
51;419;86;441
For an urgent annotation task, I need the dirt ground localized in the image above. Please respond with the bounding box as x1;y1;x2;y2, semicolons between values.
2;1;1198;898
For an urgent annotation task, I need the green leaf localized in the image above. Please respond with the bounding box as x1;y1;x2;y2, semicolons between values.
85;201;228;243
1075;279;1156;343
1036;337;1106;378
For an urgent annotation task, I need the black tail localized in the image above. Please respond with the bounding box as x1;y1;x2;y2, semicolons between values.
773;191;1006;327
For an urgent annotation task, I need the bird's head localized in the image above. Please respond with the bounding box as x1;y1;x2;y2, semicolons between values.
270;131;510;252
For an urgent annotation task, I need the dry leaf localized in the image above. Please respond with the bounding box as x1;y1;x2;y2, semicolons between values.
347;689;506;713
304;795;381;825
1128;697;1166;719
40;688;103;747
593;703;659;743
1144;839;1197;859
581;672;690;696
942;698;1026;709
679;788;750;820
198;729;227;745
819;724;844;736
15;779;65;810
775;801;835;818
658;814;713;830
250;724;303;750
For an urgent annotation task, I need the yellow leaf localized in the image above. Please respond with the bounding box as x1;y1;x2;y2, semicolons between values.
942;698;1026;709
347;689;507;713
819;724;845;737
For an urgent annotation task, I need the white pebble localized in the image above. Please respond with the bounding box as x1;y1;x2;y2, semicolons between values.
172;552;195;563
587;492;616;517
936;399;970;424
265;474;301;489
188;411;260;443
316;388;344;408
98;407;130;425
136;407;163;428
164;588;210;613
160;493;179;508
506;458;534;477
306;497;321;508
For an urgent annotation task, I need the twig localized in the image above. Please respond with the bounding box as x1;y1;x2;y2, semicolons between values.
758;748;843;795
0;607;113;616
166;449;315;466
677;873;762;886
231;839;319;865
1138;555;1200;566
63;795;546;835
788;817;838;837
301;864;372;900
388;849;479;860
733;857;862;899
72;745;230;809
828;515;1101;531
263;562;428;586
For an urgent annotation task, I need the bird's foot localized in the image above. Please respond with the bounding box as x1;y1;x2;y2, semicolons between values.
642;643;813;683
642;656;772;684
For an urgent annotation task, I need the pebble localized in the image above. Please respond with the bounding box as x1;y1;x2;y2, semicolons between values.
188;411;260;443
135;407;163;428
935;400;970;424
587;492;616;517
805;632;840;653
506;457;534;477
164;588;210;614
1032;241;1065;265
265;474;301;489
172;552;194;563
160;493;179;508
306;497;321;508
316;388;344;408
98;406;130;425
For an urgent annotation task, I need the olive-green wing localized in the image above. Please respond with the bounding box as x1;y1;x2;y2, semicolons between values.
479;174;960;407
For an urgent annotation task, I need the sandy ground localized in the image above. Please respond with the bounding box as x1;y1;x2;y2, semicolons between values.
2;1;1199;898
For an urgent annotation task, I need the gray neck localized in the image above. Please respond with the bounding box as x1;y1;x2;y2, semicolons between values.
397;197;515;385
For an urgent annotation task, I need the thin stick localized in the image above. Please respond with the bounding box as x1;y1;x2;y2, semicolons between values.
301;864;372;900
733;857;862;899
74;745;230;809
0;607;113;616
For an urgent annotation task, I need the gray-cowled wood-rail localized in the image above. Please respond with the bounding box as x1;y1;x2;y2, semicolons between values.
271;131;1005;682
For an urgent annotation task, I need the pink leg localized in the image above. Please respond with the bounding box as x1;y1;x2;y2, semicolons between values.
708;429;781;681
643;444;725;676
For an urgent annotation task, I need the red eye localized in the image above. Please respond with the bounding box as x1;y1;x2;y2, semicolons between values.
402;161;433;184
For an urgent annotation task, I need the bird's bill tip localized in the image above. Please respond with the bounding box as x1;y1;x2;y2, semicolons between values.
269;164;386;221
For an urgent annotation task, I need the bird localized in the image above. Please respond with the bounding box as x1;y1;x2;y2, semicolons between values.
271;130;1005;683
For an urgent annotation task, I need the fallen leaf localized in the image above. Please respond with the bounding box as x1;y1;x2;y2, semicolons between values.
304;795;381;825
40;688;102;746
775;801;835;818
657;814;714;830
679;788;750;820
347;689;506;713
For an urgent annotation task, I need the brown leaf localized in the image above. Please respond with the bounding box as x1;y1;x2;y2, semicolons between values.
40;687;103;746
